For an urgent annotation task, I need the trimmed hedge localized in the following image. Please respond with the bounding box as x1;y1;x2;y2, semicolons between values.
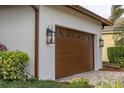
0;50;29;80
107;47;124;67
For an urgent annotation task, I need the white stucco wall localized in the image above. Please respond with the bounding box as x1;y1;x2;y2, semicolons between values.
0;6;35;76
0;5;103;80
39;6;102;80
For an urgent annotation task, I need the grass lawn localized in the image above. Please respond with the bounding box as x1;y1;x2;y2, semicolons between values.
0;80;72;88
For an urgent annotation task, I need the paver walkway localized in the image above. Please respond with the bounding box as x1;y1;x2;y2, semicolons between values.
57;71;124;85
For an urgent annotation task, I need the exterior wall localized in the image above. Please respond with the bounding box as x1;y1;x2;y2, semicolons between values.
0;6;35;76
102;32;115;62
39;6;102;80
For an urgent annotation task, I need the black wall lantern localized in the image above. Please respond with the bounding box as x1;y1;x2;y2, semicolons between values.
46;26;55;44
99;38;104;47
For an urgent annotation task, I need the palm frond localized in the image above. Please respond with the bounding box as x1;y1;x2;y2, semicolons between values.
109;5;124;22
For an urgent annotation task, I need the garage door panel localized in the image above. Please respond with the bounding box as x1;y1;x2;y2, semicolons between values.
56;64;90;77
56;61;89;66
55;26;94;79
56;57;89;64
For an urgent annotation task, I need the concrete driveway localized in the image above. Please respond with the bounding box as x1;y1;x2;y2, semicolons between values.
57;71;124;85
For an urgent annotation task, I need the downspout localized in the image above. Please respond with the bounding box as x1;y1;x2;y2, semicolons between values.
30;5;39;79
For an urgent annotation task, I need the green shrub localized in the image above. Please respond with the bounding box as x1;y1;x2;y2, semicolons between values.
107;47;124;67
0;50;29;80
69;77;91;88
97;80;124;88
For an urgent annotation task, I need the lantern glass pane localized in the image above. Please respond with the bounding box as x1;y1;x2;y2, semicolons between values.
47;30;52;43
48;34;52;43
52;32;55;43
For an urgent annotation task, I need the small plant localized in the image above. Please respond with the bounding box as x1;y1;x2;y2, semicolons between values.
0;50;29;80
0;43;7;51
69;77;91;88
96;80;113;88
97;80;124;88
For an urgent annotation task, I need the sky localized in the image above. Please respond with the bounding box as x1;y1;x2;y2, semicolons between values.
82;5;124;19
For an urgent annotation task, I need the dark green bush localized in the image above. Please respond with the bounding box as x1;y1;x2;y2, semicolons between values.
107;47;124;67
0;50;29;80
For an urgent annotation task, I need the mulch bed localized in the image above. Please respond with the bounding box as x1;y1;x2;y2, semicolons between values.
99;66;124;72
99;62;124;72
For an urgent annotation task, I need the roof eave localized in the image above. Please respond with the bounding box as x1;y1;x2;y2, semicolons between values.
66;5;113;26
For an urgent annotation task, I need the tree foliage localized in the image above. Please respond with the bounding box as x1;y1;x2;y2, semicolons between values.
109;5;124;46
110;5;124;22
113;21;124;46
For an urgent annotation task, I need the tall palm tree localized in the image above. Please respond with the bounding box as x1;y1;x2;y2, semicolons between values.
113;21;124;46
110;5;124;46
110;5;124;22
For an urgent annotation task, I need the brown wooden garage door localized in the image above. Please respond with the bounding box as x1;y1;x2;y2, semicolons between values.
55;26;94;79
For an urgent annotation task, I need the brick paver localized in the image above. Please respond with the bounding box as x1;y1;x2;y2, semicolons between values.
57;71;124;85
